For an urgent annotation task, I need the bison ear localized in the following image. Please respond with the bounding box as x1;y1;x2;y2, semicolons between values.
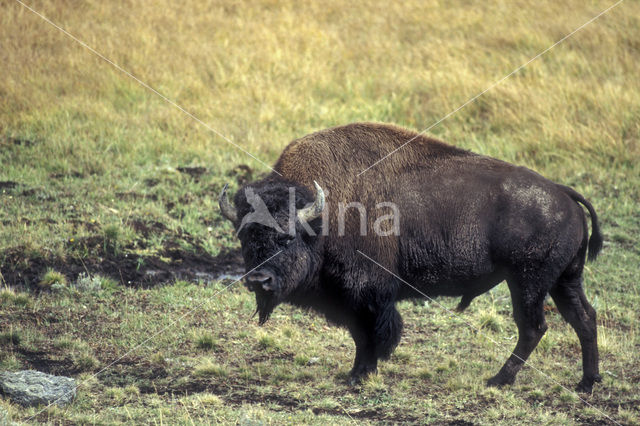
296;181;325;223
219;183;238;222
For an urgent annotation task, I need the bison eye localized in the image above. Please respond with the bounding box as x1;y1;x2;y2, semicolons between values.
277;234;295;246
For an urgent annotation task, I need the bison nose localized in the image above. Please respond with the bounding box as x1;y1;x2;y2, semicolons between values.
246;270;277;291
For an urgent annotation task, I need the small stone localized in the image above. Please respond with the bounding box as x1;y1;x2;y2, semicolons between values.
0;370;76;407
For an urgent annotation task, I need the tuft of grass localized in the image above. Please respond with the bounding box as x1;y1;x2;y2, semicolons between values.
282;327;294;338
479;310;503;332
618;407;640;426
392;350;412;363
435;364;449;374
362;374;387;394
257;334;278;351
0;289;15;304
105;386;126;403
272;370;293;384
196;393;224;407
11;293;31;307
124;385;140;399
0;354;22;370
446;377;470;391
105;385;139;404
99;276;121;293
149;352;168;366
294;354;309;366
193;359;229;378
52;337;74;350
295;371;315;382
194;332;219;351
72;354;100;371
70;273;122;294
558;391;579;403
416;368;433;381
0;330;21;346
316;397;340;410
0;289;32;307
102;224;135;255
39;269;67;289
529;389;545;400
54;338;101;371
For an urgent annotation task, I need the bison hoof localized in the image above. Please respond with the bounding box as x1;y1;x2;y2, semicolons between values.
576;375;602;394
348;375;362;386
348;367;377;386
486;374;514;388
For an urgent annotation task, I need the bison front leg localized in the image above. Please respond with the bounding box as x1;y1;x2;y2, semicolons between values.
348;302;403;385
348;325;378;385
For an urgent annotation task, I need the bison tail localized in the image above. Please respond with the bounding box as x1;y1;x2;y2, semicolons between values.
558;184;603;262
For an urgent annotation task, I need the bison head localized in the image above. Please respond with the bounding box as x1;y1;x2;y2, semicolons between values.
219;179;325;324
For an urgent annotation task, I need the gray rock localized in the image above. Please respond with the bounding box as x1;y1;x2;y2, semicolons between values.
0;370;76;407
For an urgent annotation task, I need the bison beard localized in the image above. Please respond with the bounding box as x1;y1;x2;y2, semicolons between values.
220;122;604;393
254;288;278;325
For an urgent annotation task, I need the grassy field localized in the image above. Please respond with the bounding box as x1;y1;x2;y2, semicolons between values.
1;0;639;424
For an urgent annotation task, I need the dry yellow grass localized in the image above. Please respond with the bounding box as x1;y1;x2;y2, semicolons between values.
2;0;638;173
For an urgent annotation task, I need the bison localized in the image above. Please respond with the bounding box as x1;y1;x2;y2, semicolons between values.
219;122;603;392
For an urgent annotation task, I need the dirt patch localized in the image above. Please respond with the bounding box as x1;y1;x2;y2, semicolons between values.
115;191;159;201
49;171;85;179
144;178;160;187
0;238;244;289
177;166;207;180
0;181;18;190
129;219;167;236
1;137;36;147
227;164;255;185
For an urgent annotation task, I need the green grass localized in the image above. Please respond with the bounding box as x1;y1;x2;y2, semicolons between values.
38;269;67;290
1;0;639;424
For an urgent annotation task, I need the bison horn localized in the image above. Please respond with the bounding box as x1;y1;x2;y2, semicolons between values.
297;181;325;223
219;183;238;222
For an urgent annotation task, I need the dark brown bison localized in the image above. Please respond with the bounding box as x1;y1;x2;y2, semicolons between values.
219;122;602;392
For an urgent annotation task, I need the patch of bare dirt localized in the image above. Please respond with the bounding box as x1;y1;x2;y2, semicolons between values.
0;236;243;289
227;164;255;185
1;137;36;147
0;180;18;190
177;166;208;180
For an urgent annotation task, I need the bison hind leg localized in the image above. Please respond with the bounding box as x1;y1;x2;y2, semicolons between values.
487;276;549;388
549;276;600;393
